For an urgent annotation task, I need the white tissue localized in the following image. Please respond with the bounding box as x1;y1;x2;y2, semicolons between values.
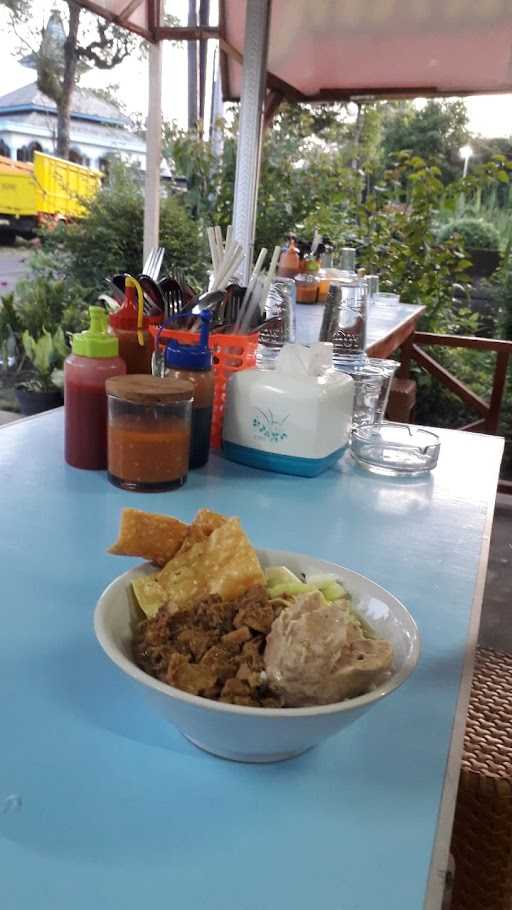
275;342;333;377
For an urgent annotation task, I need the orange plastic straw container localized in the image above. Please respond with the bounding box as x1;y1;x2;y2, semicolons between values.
150;326;259;448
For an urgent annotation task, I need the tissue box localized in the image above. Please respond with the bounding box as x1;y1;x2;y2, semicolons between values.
222;344;354;477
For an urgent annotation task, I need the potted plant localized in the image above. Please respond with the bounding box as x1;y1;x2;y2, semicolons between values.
15;327;67;416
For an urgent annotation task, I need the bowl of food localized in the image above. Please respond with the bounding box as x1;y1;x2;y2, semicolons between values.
95;508;420;762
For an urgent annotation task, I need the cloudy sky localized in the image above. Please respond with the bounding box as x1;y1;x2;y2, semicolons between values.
0;0;511;138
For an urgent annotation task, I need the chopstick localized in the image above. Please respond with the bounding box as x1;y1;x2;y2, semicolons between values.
234;248;268;334
207;227;221;275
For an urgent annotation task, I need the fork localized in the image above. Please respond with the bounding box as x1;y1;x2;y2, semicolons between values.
143;247;165;281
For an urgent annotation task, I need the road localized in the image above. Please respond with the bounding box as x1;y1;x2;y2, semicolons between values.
0;244;32;295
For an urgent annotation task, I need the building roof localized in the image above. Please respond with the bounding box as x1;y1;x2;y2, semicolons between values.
0;108;146;153
0;82;129;127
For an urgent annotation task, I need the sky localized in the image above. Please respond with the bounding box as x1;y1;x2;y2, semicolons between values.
0;1;511;138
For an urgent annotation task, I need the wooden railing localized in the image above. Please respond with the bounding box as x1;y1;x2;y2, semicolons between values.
398;332;512;494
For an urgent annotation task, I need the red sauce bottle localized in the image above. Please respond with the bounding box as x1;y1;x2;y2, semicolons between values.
64;306;126;469
108;284;161;374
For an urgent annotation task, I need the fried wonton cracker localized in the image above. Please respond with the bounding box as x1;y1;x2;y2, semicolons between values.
157;518;264;611
131;575;168;619
109;508;188;566
177;508;228;554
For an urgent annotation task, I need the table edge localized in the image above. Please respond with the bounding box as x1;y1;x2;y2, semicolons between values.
424;436;505;909
366;304;426;356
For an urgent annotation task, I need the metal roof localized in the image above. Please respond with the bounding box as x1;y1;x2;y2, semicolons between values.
77;0;512;101
0;82;129;126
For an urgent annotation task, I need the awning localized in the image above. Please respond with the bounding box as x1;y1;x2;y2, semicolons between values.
77;1;512;100
221;0;512;101
75;0;160;40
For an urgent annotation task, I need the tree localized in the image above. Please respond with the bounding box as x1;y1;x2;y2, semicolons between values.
381;99;470;181
8;1;140;159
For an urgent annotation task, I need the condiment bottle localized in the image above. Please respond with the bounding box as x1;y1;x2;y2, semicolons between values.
295;258;320;304
339;247;357;275
317;246;333;302
64;305;126;470
108;278;161;374
159;312;214;469
277;237;300;279
106;375;193;492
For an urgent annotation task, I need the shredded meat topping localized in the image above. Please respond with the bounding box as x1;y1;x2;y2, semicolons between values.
133;585;283;707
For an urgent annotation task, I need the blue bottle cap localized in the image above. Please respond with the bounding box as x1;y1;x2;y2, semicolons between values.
163;310;212;371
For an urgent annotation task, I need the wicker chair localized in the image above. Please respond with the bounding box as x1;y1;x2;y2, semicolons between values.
450;648;512;910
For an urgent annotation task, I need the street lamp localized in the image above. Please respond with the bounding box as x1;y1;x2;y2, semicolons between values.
459;144;473;178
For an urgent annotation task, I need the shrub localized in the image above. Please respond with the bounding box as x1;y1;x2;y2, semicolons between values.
438;217;500;251
39;161;208;307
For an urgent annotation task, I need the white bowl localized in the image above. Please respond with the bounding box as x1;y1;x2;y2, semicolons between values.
94;549;420;763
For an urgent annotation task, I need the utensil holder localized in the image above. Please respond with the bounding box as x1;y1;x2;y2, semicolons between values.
150;326;259;448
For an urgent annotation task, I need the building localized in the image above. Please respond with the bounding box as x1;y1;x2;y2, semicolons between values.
0;82;147;172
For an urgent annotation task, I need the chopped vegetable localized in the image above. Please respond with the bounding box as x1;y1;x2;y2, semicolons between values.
268;581;319;597
321;581;349;602
264;566;302;587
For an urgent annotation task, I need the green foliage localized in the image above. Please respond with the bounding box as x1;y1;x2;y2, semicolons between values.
20;327;67;391
0;293;23;347
39;160;207;300
381;99;470;182
438;218;501;252
0;293;22;374
163;122;222;222
14;273;87;337
302;153;472;333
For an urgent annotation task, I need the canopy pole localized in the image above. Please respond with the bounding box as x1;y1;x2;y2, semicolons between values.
231;0;271;284
143;40;163;266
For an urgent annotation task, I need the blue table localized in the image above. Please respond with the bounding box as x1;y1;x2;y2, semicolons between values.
0;410;503;910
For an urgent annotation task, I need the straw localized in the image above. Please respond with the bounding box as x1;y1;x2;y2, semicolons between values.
241;247;268;309
214;225;224;260
207;227;220;273
212;242;244;292
259;244;281;312
236;276;265;335
225;223;232;250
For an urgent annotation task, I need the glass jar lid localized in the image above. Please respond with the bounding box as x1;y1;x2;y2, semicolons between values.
106;374;194;404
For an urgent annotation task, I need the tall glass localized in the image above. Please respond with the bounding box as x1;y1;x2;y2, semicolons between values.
257;278;296;368
367;357;399;424
319;277;368;367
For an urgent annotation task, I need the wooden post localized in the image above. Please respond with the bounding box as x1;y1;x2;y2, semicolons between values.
398;333;413;379
143;40;162;266
486;350;510;434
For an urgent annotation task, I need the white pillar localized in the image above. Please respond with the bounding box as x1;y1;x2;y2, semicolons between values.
231;0;271;284
143;40;163;266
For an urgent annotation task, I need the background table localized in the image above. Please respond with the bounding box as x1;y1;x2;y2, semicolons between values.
0;411;502;910
296;300;425;357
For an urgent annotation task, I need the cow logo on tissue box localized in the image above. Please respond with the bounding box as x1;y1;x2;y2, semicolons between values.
252;408;288;444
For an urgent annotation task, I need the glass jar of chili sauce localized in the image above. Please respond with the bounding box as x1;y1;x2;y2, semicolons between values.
108;282;161;374
64;306;127;470
106;375;193;492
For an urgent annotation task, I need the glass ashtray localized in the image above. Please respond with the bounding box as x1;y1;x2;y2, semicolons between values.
351;423;440;476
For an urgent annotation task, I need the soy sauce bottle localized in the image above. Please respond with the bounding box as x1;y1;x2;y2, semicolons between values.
161;312;213;469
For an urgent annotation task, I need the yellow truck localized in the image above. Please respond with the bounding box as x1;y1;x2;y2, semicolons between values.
0;151;101;244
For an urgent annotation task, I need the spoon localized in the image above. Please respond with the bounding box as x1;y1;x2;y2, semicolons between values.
137;274;166;315
191;290;225;316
